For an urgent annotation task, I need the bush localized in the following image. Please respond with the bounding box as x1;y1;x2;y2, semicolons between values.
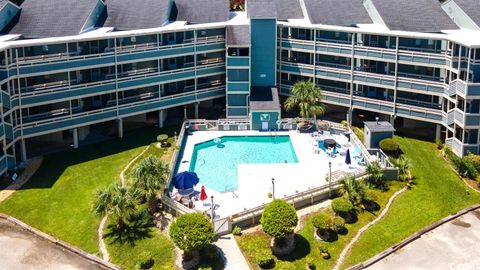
465;153;480;172
156;134;169;146
435;138;443;150
331;197;354;214
379;138;399;154
137;252;154;269
260;199;298;239
254;248;274;268
312;212;331;231
169;213;215;252
332;216;345;232
450;154;478;180
232;225;242;236
366;161;388;190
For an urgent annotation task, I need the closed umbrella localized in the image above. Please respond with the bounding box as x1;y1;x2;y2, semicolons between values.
200;186;208;201
345;149;352;165
172;171;199;190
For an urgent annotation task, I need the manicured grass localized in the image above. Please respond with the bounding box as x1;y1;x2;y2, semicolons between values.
236;181;404;270
341;137;480;269
0;125;180;256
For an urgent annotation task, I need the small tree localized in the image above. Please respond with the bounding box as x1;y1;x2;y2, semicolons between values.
331;197;354;215
156;134;169;147
331;216;345;233
312;212;333;240
392;155;411;182
169;213;215;261
92;182;136;228
131;155;169;212
260;199;298;246
366;161;387;190
339;174;367;207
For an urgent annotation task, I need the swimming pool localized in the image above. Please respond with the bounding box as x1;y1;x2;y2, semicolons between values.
188;136;298;193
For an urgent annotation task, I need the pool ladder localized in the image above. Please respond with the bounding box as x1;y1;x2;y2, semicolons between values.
224;185;238;198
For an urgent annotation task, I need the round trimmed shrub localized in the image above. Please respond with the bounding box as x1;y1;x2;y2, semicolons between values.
332;216;345;232
312;212;331;231
331;197;354;214
379;138;399;154
254;249;274;269
169;213;215;253
156;134;169;147
260;199;298;239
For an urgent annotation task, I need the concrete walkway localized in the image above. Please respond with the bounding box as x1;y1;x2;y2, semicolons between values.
366;210;480;270
215;234;251;270
0;157;43;203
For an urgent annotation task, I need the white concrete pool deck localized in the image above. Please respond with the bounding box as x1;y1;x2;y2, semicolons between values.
175;130;366;218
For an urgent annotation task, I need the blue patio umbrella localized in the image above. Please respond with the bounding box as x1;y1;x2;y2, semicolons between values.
172;171;199;190
345;149;352;165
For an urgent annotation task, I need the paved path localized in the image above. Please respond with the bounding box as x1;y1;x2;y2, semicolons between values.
215;234;251;270
0;157;43;203
366;210;480;270
0;218;107;270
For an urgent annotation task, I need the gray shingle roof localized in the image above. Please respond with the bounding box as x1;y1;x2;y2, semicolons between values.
170;0;229;24
8;0;102;38
364;121;396;132
226;25;250;46
304;0;372;26
371;0;459;32
248;0;303;21
104;0;170;30
250;87;281;111
454;0;480;27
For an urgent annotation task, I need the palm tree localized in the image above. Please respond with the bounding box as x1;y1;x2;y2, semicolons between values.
284;81;327;120
392;155;411;182
339;174;367;207
131;155;169;212
92;182;136;228
366;161;387;190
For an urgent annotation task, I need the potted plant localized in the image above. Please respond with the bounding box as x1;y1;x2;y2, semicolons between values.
319;246;330;259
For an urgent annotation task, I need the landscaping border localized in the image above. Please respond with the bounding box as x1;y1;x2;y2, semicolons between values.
0;213;120;270
347;203;480;270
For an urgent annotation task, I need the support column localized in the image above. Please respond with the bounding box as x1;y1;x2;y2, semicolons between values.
117;118;123;138
389;115;395;126
347;109;353;125
20;139;27;162
195;103;199;119
73;128;79;149
436;124;442;141
158;110;165;128
183;106;187;120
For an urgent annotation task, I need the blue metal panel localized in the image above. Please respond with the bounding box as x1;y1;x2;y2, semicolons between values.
117;46;194;62
227;57;249;67
467;85;480;97
355;49;395;60
280;41;314;51
354;74;395;87
196;43;225;52
281;65;314;75
251;19;276;86
197;66;225;76
228;107;248;116
397;81;445;94
21;83;116;105
316;45;352;56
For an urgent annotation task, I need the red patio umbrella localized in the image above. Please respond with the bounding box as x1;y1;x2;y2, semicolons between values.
200;186;208;202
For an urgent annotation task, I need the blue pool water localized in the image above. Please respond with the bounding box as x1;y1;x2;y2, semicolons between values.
188;136;298;193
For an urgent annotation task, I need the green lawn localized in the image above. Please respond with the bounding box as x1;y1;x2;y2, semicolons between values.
341;137;480;268
236;181;404;270
0;125;179;257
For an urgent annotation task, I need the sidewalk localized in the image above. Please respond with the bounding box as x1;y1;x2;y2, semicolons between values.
0;157;43;203
215;234;251;270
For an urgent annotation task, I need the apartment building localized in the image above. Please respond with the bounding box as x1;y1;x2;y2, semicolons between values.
0;0;478;174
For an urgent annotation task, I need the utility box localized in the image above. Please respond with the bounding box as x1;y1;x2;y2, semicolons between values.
364;121;396;149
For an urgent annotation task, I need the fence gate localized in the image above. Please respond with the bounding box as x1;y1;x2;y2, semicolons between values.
213;217;231;235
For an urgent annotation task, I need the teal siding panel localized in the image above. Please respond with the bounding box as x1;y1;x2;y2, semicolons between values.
227;82;249;92
196;43;225;52
228;107;248;116
280;41;314;51
117;46;194;62
281;65;314;75
227;57;249;67
22;83;116;105
251;19;276;86
467;85;480;96
196;66;225;76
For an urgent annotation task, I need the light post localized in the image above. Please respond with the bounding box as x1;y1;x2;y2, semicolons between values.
174;131;177;143
210;195;215;221
271;177;275;200
328;161;332;198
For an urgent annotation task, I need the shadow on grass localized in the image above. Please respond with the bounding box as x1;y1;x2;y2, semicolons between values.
103;210;155;247
276;234;311;262
17;124;181;190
